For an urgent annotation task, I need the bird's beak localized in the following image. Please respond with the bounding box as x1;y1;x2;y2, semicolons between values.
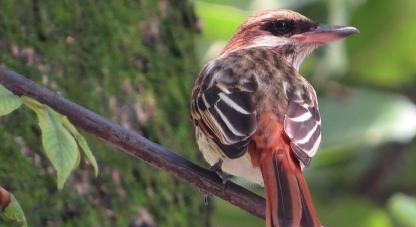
292;25;359;44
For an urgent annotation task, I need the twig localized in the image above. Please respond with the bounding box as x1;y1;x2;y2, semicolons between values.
0;67;265;218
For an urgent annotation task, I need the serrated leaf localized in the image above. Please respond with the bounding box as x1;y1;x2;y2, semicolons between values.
57;116;80;171
41;110;79;189
387;193;416;227
0;84;22;116
1;187;27;227
61;116;99;176
22;96;79;190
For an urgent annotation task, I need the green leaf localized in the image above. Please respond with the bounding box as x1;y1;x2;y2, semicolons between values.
2;194;27;227
21;96;45;110
39;110;79;189
387;193;416;227
316;88;416;166
61;116;99;176
320;88;416;150
0;84;22;116
76;134;98;176
22;96;79;190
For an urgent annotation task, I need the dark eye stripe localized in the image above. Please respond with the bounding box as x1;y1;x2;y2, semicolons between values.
262;19;316;37
296;20;318;33
262;19;295;36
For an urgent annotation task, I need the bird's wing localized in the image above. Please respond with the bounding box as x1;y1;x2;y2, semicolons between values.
283;84;321;167
191;62;258;159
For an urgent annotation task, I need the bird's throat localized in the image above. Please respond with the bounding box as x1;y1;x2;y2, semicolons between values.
222;38;316;72
279;44;317;71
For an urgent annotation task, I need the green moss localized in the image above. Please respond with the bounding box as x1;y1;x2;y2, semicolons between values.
0;1;206;226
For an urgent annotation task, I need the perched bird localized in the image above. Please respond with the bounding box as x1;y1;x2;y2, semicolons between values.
191;9;358;227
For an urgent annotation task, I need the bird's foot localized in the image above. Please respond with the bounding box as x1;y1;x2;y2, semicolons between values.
210;159;230;186
198;189;210;206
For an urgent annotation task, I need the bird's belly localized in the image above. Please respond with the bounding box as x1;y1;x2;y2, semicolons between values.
196;127;263;186
221;154;264;186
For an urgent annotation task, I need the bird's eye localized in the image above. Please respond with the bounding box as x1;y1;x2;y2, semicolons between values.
263;20;294;36
274;21;290;33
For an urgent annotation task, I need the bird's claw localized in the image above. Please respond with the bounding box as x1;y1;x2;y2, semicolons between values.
217;171;230;185
210;159;230;187
199;189;210;206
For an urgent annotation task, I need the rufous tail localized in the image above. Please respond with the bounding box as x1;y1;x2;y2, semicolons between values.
260;150;321;227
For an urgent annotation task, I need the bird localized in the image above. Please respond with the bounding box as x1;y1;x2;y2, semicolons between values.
190;9;358;227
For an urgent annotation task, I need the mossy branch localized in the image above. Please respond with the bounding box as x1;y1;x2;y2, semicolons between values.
0;66;265;219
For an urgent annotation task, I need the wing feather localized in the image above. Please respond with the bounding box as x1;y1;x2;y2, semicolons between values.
191;63;258;159
284;85;321;166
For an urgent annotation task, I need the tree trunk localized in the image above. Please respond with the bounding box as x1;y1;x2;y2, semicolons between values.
0;0;208;226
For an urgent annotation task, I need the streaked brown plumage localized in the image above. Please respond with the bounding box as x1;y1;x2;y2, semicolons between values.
191;9;358;227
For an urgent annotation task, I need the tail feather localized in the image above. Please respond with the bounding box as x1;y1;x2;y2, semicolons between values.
297;170;320;227
261;151;321;227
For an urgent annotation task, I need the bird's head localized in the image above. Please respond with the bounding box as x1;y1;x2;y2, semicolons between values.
222;9;359;70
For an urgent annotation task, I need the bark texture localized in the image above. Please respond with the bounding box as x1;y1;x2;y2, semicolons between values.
0;1;208;226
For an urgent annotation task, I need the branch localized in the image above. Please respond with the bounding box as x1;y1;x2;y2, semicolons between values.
0;67;265;218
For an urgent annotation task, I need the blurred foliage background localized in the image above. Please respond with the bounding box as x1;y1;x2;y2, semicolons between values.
1;0;416;226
